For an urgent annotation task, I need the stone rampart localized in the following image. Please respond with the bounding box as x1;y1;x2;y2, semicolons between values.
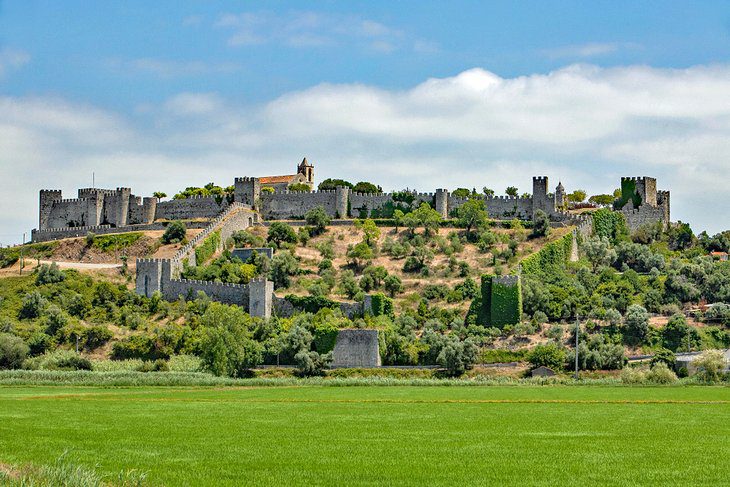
231;247;273;261
155;196;225;221
260;190;339;219
163;278;250;307
331;329;381;367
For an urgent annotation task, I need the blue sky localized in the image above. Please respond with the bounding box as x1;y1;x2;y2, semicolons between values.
1;0;730;243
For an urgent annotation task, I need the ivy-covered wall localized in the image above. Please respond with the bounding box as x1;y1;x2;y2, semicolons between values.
520;232;573;276
194;230;221;265
592;208;629;243
468;274;522;328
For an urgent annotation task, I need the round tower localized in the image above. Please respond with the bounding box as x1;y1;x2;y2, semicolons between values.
555;181;565;209
435;189;449;219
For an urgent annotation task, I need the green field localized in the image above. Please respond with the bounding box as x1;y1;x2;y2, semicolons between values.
1;385;729;486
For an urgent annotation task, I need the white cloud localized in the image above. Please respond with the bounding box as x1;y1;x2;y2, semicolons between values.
2;63;730;243
104;58;242;77
215;11;415;53
0;48;30;77
542;42;640;59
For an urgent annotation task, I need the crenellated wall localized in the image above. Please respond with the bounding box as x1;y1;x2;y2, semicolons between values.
155;196;225;221
259;189;340;219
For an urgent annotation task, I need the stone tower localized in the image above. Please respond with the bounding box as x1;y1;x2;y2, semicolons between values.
531;176;553;217
297;157;314;186
248;277;273;319
335;185;350;219
39;189;62;230
435;188;449;219
555;181;565;209
234;177;261;208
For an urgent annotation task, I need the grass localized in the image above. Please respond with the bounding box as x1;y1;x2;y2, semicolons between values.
91;232;144;253
0;385;728;486
0;242;58;268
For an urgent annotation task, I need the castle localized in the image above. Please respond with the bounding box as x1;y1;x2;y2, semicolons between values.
33;161;670;243
31;161;672;319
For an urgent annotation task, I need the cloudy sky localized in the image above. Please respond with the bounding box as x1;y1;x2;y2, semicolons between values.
2;0;730;244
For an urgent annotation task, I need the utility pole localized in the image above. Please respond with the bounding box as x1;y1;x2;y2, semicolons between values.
574;316;580;380
19;233;25;276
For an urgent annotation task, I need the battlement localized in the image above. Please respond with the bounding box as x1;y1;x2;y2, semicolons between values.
40;189;62;194
34;224;111;234
172;278;249;289
533;176;548;182
621;176;653;183
493;275;520;286
235;177;260;183
269;189;339;195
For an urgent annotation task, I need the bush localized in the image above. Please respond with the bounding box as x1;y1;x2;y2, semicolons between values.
161;220;187;244
692;350;726;382
35;263;65;285
531;210;550;238
645;362;678;384
295;350;332;377
19;291;47;319
231;230;265;248
620;367;646;384
0;333;29;369
267;222;298;248
168;354;203;373
527;343;565;370
624;304;649;345
650;348;676;368
269;251;300;289
24;350;92;371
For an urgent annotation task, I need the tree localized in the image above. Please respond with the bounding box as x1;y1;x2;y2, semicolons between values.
267;222;298;248
531;210;550;238
527;343;566;370
413;202;442;236
305;206;331;235
318;178;353;191
451;188;471;199
352;181;381;194
19;291;46;319
153;191;167;201
662;314;698;352
161;220;187;244
200;324;262;377
346;242;373;270
457;199;488;237
588;194;614;206
582;236;616;270
437;338;478;376
361;219;380;247
35;263;65;285
269;251;299;288
0;333;29;369
482;187;495;197
288;183;311;192
393;209;405;232
402;212;420;236
294;350;332;376
667;221;694;250
338;270;361;299
624;304;649;345
505;186;518;197
650;348;676;368
566;190;587;203
384;274;404;297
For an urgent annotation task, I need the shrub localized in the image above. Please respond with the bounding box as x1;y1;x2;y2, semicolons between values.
19;291;47;319
194;230;221;264
650;348;676;368
620;367;646;384
692;350;726;382
161;220;187;244
527;343;565;370
383;274;404;297
24;350;92;371
35;263;65;285
199;325;263;378
82;325;113;350
231;230;265;248
168;354;203;372
43;305;69;335
0;333;29;369
645;362;678;384
269;251;299;289
26;332;54;356
294;350;332;377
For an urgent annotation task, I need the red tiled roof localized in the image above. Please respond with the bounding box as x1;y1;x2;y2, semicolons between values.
710;251;728;256
260;175;298;184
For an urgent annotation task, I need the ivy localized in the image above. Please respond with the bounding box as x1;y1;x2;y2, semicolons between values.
467;275;522;328
369;293;394;317
284;294;339;313
521;233;573;276
194;230;221;265
614;179;642;210
592;208;629;243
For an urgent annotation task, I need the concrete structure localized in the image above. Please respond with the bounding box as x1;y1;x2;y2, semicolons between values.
531;366;557;377
331;329;381;368
674;350;730;374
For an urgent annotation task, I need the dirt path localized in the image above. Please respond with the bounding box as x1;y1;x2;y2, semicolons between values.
38;260;121;270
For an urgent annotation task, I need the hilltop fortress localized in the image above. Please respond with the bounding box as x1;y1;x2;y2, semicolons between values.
33;158;671;243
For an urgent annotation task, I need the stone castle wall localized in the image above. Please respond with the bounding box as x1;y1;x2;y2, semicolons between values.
331;329;381;367
155;197;225;221
260;189;340;219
